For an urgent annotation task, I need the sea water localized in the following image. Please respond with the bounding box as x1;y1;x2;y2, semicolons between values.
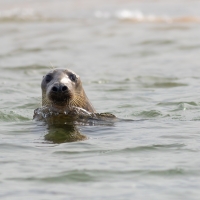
1;0;200;199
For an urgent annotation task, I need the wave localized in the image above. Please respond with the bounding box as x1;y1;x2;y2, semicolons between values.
1;7;200;23
8;168;200;183
0;110;30;122
0;8;54;22
95;10;200;23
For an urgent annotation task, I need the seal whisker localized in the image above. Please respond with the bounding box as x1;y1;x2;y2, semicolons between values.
49;62;57;70
42;97;50;106
70;99;82;108
70;94;86;107
71;97;85;107
73;93;87;102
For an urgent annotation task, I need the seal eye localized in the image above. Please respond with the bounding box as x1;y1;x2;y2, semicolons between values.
69;74;77;82
46;75;52;83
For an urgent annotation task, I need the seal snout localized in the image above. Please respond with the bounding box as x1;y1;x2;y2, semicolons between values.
48;82;71;105
51;83;68;93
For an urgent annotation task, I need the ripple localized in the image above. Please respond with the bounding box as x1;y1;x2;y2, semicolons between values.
135;76;188;88
8;168;200;184
2;64;48;71
120;143;186;152
53;143;188;156
173;102;200;111
132;110;162;118
157;101;200;112
0;143;41;152
0;110;29;122
158;102;200;107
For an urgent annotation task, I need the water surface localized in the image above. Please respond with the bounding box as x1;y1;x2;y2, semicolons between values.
1;0;200;199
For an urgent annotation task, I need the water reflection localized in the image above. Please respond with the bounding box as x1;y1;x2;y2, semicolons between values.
34;107;117;144
45;123;86;143
35;113;87;143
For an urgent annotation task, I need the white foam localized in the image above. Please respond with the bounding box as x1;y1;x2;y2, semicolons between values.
116;10;144;21
0;8;42;21
94;9;167;22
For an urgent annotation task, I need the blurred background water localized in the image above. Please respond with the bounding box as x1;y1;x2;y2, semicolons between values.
1;0;200;199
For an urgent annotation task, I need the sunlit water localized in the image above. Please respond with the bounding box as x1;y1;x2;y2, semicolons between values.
1;0;200;199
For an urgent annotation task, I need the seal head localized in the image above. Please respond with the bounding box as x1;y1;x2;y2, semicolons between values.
41;68;95;113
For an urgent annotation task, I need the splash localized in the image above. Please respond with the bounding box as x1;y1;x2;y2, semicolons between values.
33;106;117;126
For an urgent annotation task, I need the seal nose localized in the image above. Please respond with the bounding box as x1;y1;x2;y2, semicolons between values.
52;83;68;93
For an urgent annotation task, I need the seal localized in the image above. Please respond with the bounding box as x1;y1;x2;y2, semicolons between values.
40;68;95;114
33;68;118;143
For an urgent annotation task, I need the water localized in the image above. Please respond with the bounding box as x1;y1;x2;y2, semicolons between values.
1;0;200;199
